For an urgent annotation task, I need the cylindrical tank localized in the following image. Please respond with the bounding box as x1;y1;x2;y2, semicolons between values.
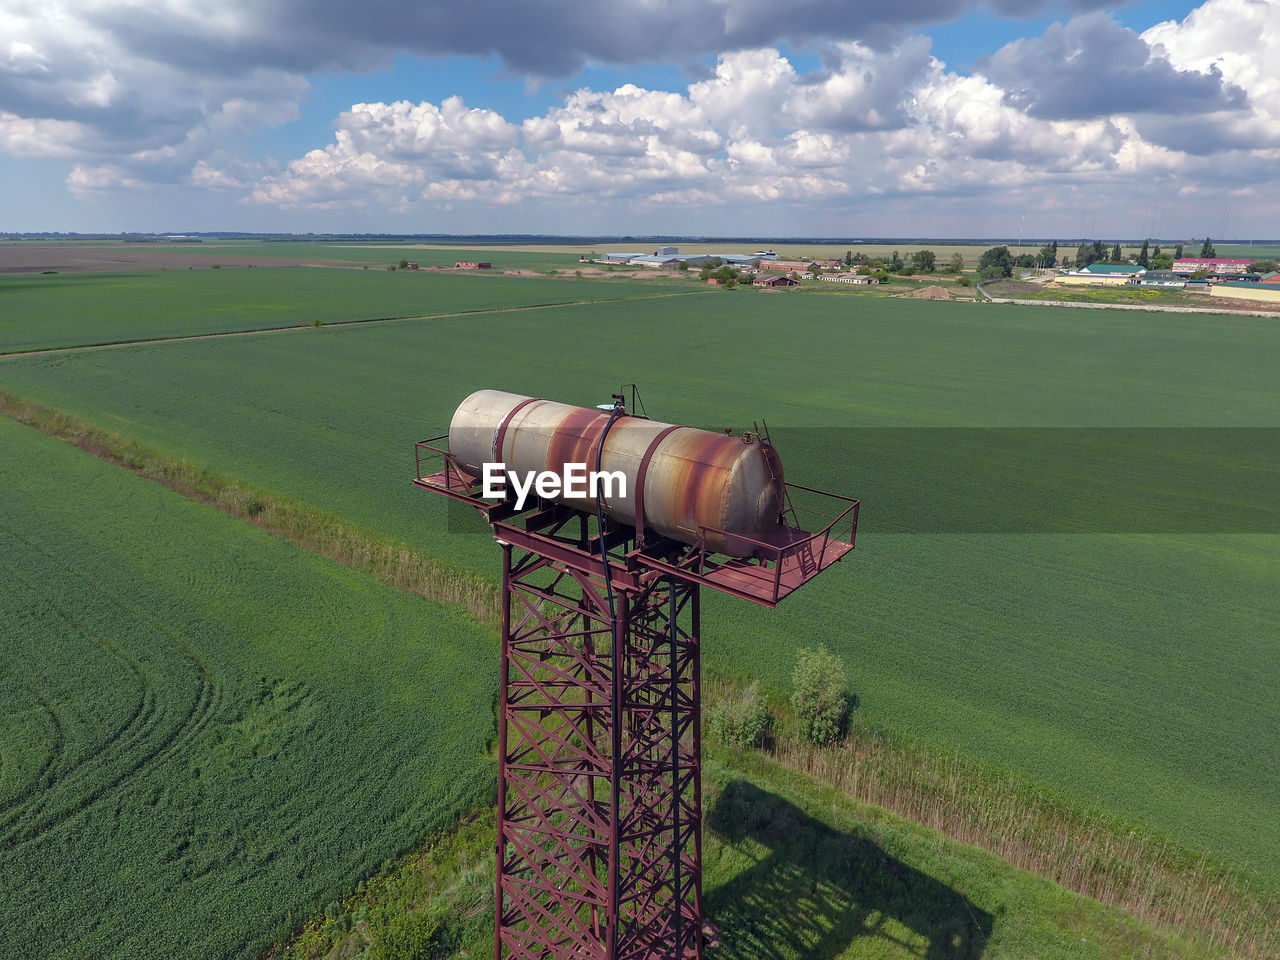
448;389;784;558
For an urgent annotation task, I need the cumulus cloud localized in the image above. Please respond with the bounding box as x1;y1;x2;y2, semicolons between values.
979;12;1246;120
4;0;1280;230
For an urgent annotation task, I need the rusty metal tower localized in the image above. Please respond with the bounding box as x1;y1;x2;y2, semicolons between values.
414;390;857;960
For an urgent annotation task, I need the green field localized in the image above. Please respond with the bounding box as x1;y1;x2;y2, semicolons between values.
0;417;496;959
0;267;694;352
3;291;1276;891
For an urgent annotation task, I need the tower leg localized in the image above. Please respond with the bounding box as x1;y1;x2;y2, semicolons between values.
495;547;702;960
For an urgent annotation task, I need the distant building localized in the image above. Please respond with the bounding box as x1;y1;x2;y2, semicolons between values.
754;275;800;287
821;273;879;284
654;246;679;256
631;255;680;268
1172;257;1254;275
454;261;492;269
600;252;645;263
1132;270;1184;287
1083;263;1143;276
1262;272;1280;285
1058;272;1131;286
1210;282;1280;304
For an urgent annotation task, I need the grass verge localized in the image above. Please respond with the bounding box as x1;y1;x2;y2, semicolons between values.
269;743;1235;960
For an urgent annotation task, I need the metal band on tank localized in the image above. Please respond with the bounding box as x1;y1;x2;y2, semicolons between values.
633;424;682;547
491;396;542;464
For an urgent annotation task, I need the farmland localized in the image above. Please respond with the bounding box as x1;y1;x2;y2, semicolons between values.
2;286;1277;897
0;416;497;959
0;267;694;353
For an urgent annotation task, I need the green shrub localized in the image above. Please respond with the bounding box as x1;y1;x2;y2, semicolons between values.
956;275;973;287
791;646;849;745
369;910;447;960
708;681;771;748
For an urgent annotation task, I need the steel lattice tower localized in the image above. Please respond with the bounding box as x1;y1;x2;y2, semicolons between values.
415;393;856;960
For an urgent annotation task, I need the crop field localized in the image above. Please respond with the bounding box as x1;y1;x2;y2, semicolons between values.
0;417;497;959
0;267;695;352
2;289;1276;893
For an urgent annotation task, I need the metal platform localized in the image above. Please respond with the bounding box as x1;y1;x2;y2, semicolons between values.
414;436;857;608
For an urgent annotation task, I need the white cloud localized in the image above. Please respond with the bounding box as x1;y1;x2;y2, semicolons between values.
4;0;1280;232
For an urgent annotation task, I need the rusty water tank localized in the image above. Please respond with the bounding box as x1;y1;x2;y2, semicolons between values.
448;389;784;558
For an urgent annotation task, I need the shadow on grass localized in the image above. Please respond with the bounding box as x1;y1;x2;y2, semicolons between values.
707;780;992;960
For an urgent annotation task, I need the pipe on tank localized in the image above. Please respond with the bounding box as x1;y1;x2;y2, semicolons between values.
448;389;784;558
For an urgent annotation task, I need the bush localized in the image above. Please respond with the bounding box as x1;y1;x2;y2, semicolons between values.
791;646;849;745
955;275;972;287
369;910;447;960
708;681;771;748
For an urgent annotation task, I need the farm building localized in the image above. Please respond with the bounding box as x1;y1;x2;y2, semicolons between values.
1172;257;1254;275
600;252;645;263
821;273;879;284
754;275;800;287
454;261;492;269
1132;270;1185;287
1057;272;1132;286
1262;272;1280;285
1083;263;1144;277
655;246;679;256
1210;282;1280;304
630;255;681;268
769;260;822;272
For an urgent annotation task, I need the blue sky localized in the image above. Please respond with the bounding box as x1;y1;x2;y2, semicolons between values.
2;0;1277;237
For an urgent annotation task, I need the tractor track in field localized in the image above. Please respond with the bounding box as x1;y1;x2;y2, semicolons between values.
0;529;222;852
0;290;704;360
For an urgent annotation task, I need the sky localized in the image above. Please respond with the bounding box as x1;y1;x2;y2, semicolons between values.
1;0;1277;238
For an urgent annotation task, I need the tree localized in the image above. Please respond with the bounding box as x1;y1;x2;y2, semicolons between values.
1150;254;1173;270
1138;239;1150;267
949;252;965;274
977;245;1014;279
397;258;409;269
1252;259;1278;274
889;250;904;273
1015;253;1036;268
1201;237;1216;258
1175;243;1184;259
1152;244;1162;258
808;263;822;278
911;249;936;273
791;646;849;746
1037;241;1057;268
843;250;853;267
1110;242;1123;262
1075;241;1104;268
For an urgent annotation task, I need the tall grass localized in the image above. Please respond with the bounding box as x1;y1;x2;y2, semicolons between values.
719;674;1279;959
0;389;500;623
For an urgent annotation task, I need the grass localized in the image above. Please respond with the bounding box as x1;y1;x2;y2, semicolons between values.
0;291;1275;892
0;266;695;352
0;416;498;960
272;741;1235;960
983;279;1248;309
